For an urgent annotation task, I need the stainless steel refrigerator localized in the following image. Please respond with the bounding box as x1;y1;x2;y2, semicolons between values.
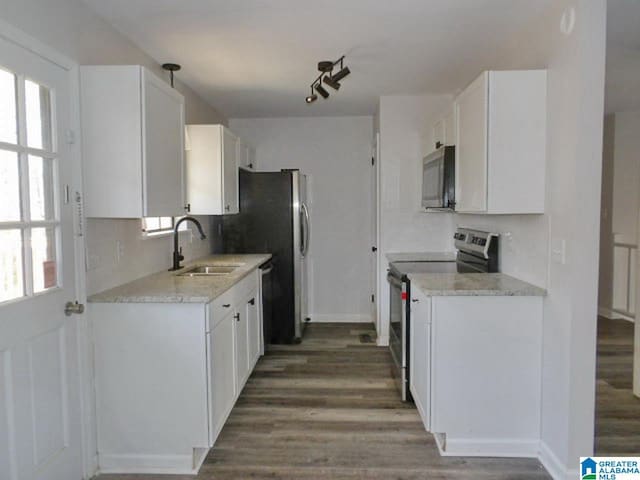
222;169;309;344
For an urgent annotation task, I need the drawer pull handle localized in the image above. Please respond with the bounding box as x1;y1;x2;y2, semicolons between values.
223;303;231;308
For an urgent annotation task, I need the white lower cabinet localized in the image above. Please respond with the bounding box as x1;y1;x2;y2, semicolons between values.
410;291;543;458
92;270;262;475
208;309;237;446
409;289;431;431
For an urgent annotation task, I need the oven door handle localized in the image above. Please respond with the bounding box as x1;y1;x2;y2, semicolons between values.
387;273;404;288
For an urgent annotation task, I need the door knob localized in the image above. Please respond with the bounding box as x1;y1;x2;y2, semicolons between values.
64;301;85;316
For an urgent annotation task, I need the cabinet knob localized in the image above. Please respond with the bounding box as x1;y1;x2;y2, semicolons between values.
249;298;255;305
185;203;191;212
225;205;230;211
234;313;240;322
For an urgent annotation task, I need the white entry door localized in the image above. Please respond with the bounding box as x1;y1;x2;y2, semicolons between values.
0;32;83;480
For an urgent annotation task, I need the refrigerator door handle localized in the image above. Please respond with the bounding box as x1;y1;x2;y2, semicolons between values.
301;203;310;257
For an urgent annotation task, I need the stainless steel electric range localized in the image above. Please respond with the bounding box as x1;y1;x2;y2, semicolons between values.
387;227;499;401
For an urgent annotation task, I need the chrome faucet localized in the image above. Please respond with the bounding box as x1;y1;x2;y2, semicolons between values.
169;216;207;271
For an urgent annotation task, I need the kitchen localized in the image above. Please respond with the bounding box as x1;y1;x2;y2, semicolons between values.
0;1;613;480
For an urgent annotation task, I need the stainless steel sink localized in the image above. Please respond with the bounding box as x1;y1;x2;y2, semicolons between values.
176;265;240;276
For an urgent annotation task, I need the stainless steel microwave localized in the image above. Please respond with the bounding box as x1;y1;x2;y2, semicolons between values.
421;146;455;211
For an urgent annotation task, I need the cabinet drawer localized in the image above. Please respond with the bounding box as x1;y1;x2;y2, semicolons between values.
209;271;258;329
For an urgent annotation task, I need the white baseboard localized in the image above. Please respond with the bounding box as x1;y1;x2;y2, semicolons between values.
599;306;634;322
98;449;208;475
538;441;577;480
434;434;539;458
309;314;373;324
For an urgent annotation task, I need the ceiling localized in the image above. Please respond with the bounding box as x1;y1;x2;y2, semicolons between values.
81;0;556;118
606;0;640;114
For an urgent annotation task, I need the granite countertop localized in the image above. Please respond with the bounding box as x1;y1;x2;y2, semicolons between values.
88;254;272;304
408;272;546;297
385;251;457;263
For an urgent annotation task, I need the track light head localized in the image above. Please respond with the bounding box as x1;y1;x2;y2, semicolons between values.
315;83;329;99
306;94;318;103
323;75;341;90
332;66;351;82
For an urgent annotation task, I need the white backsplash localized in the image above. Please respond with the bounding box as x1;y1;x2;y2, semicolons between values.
85;216;221;295
454;214;550;288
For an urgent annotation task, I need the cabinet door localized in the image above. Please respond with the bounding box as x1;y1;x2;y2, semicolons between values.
222;128;239;214
410;289;431;431
142;69;185;216
443;107;455;146
234;304;250;394
455;72;488;213
433;119;445;150
237;140;253;170
209;310;237;445
246;289;261;370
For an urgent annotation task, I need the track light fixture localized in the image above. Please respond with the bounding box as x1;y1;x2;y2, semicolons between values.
162;63;181;88
305;55;350;104
306;86;318;103
315;83;329;99
323;75;341;91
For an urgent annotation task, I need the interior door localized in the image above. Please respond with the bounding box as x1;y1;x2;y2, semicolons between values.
371;136;379;328
0;34;83;480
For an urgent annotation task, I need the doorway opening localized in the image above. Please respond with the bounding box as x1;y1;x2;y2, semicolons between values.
595;0;640;455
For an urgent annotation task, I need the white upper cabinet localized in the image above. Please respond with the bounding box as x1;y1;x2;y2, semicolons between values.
432;105;456;151
455;70;547;214
81;66;186;218
186;124;239;215
237;139;256;170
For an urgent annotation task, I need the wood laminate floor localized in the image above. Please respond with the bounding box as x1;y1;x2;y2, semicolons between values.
100;323;550;479
595;316;640;455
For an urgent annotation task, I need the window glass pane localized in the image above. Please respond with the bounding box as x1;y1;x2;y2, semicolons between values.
25;79;53;151
28;156;55;221
159;217;173;229
31;227;57;293
0;67;17;144
143;217;159;231
0;150;21;221
0;229;24;302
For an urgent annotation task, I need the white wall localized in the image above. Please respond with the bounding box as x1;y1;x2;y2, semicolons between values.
457;2;606;478
376;95;457;343
0;0;228;296
229;116;374;323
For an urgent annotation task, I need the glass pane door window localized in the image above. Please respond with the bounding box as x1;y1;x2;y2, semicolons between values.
0;64;60;303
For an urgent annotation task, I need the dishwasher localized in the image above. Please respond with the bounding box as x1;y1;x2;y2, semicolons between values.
260;260;274;350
